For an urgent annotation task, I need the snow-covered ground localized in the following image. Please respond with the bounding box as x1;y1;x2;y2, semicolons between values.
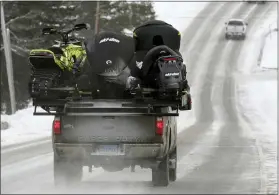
1;2;207;146
236;9;277;193
1;106;54;147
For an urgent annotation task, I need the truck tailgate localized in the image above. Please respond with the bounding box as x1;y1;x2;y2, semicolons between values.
60;115;156;143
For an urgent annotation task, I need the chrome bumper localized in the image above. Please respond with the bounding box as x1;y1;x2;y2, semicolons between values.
226;32;244;36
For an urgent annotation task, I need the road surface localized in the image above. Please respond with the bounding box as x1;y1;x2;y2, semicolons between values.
1;2;277;194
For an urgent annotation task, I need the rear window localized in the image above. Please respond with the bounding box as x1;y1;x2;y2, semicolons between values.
228;21;244;26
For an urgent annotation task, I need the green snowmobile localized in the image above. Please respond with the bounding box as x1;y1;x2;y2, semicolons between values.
28;23;89;102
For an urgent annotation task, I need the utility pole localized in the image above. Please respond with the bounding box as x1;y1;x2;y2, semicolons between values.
94;0;100;35
1;1;16;114
128;3;132;29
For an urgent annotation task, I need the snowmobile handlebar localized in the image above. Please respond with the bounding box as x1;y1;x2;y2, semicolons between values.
42;23;89;45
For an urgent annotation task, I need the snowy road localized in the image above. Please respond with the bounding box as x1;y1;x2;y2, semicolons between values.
1;2;277;194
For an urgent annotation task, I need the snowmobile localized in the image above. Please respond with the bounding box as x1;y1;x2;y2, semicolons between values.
129;20;192;110
28;23;88;102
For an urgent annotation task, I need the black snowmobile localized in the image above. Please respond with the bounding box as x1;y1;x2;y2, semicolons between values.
128;20;191;110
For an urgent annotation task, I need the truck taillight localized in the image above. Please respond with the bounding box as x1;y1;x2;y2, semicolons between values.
53;120;61;135
156;117;164;136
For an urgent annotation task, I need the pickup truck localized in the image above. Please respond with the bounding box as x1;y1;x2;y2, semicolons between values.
225;19;248;40
45;97;180;187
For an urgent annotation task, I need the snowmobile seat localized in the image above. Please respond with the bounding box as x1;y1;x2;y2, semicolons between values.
29;46;66;71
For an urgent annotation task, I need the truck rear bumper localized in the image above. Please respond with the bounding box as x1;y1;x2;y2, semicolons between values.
226;32;245;37
54;143;163;159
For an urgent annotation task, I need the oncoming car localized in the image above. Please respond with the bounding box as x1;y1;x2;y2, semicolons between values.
225;19;248;40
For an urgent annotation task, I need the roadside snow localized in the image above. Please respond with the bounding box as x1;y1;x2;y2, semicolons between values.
237;8;277;193
237;9;277;74
239;80;277;133
261;30;277;69
1;106;53;147
153;2;208;35
238;78;277;194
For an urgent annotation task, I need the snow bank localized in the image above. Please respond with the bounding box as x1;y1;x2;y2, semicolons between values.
236;8;277;192
1;106;53;147
238;79;277;193
153;2;208;35
258;10;277;70
239;80;277;130
261;30;277;69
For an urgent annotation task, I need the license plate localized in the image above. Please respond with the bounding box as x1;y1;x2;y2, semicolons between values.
95;145;123;156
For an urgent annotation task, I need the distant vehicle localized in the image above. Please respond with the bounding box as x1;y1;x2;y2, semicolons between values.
225;19;248;40
245;0;266;4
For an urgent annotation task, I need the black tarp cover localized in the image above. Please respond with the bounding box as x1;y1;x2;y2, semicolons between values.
133;20;181;51
84;31;135;98
86;31;135;77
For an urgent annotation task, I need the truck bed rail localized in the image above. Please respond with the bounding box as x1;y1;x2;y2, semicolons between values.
33;98;180;117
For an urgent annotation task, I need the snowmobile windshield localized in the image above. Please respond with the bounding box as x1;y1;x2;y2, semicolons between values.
86;31;135;77
133;20;181;51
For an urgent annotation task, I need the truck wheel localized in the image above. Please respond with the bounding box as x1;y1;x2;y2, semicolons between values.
152;155;170;186
169;147;177;182
187;93;192;110
54;154;83;186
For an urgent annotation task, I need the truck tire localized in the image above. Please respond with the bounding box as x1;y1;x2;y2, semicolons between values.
169;147;177;182
152;154;170;186
54;154;83;186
